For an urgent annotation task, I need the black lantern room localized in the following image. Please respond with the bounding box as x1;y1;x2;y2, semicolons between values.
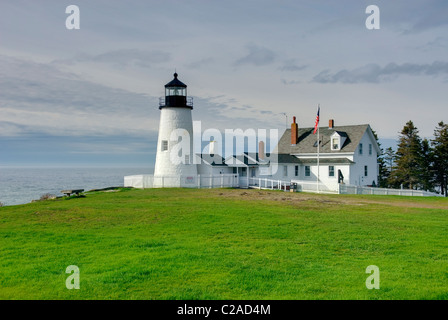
159;73;193;109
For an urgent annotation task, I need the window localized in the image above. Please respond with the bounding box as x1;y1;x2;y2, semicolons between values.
332;138;339;150
283;165;288;177
329;166;335;177
166;87;186;96
251;168;256;177
295;165;299;177
305;166;310;177
359;143;363;155
364;165;368;177
369;144;372;155
161;140;168;151
242;167;247;177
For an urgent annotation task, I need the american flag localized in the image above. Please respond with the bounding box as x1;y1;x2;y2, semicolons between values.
313;106;320;134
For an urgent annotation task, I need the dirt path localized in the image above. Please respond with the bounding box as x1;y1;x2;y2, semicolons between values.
210;188;448;210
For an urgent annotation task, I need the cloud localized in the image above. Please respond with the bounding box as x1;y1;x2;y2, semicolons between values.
278;59;307;72
279;65;307;72
312;61;448;83
193;96;279;130
234;44;276;66
0;54;159;137
52;49;171;68
0;121;30;136
187;57;214;69
281;79;301;85
0;54;282;142
403;2;448;34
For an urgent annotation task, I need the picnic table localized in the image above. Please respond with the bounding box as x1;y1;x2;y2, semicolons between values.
61;189;84;197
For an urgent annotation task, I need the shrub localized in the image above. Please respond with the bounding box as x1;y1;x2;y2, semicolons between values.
40;193;56;201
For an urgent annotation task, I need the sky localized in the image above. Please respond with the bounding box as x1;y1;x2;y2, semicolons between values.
0;0;447;167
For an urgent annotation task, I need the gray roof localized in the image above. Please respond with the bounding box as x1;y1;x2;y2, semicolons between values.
225;153;352;165
274;154;303;164
227;153;260;166
225;153;299;166
297;158;354;164
276;124;372;154
272;154;352;164
245;153;302;164
334;130;348;138
197;154;227;166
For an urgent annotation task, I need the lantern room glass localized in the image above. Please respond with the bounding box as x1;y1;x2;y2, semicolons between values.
166;87;186;96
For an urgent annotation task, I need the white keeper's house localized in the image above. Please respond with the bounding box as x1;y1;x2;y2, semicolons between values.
124;73;380;191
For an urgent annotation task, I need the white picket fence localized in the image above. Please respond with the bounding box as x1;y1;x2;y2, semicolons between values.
338;184;442;197
247;177;334;193
124;174;442;197
248;177;292;191
246;178;442;197
291;180;339;194
124;174;239;189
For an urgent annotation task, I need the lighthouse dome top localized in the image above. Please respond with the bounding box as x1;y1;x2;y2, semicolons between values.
165;72;187;88
159;72;193;109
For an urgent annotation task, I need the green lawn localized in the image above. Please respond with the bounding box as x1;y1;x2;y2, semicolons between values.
0;188;447;300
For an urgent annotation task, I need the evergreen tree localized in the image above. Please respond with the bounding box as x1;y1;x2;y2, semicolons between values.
384;147;395;172
377;154;388;188
431;121;448;196
371;130;388;187
419;138;435;192
383;147;395;187
390;121;423;189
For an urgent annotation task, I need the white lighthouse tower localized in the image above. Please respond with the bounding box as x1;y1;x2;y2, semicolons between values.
153;73;197;186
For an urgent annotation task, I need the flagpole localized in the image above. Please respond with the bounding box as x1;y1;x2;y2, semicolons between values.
313;104;320;193
317;104;320;193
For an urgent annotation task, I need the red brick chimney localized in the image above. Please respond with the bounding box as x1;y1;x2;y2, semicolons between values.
259;140;265;160
291;116;298;145
329;119;334;129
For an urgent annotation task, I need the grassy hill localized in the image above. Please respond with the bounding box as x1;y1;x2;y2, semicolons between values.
0;188;447;300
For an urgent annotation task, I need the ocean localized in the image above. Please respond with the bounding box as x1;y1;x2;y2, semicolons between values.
0;167;153;206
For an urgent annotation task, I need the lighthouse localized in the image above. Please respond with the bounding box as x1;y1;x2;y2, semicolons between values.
153;73;197;183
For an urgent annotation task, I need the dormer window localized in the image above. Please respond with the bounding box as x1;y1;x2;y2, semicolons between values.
331;137;339;150
330;131;346;151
